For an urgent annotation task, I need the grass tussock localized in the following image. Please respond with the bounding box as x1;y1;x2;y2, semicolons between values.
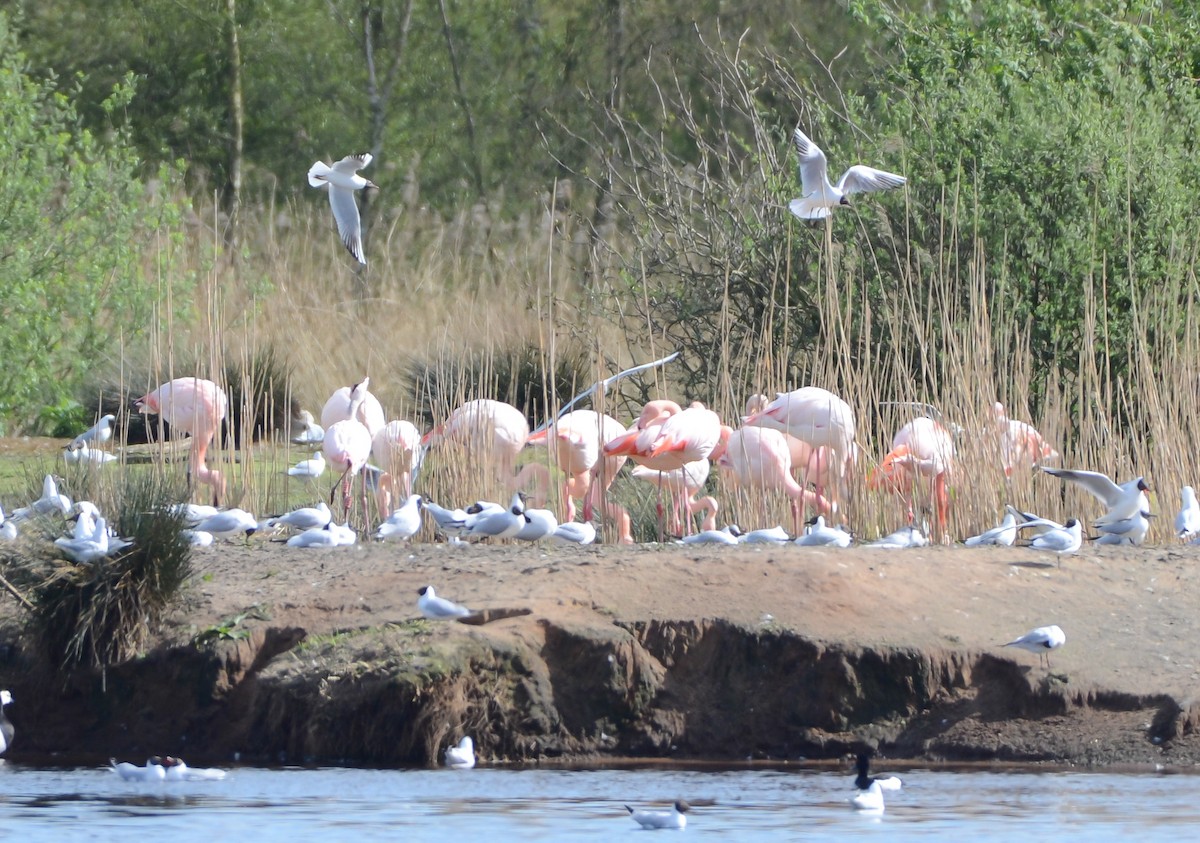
2;470;192;671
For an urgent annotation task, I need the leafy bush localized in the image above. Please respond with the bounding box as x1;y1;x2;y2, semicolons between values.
0;12;184;432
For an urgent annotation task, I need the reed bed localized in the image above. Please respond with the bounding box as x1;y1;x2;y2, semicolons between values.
96;174;1194;549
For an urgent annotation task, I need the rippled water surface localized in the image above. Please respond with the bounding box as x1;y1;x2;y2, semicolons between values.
0;763;1194;841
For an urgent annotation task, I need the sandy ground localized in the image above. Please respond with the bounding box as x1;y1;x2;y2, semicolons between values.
171;535;1200;702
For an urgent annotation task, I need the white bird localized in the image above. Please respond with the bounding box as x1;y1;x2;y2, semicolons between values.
55;516;111;563
287;524;338;548
375;494;424;542
1042;467;1150;525
291;409;325;444
1028;518;1082;555
463;492;526;541
423;499;473;537
551;521;597;545
194;508;259;540
12;474;72;521
307;152;376;265
71;413;115;451
514;507;558;541
0;520;16;541
418;585;472;620
795;516;853;548
739;526;791;544
1094;511;1151;546
868;525;929;548
156;756;227;781
789;126;906;220
444;736;476;769
171;503;219;527
269;502;333;532
1003;624;1066;668
1176;486;1200;540
964;511;1018;547
181;529;214;547
63;442;117;466
680;525;742;545
0;690;13;755
850;754;888;812
626;800;689;830
111;758;167;782
287;452;326;478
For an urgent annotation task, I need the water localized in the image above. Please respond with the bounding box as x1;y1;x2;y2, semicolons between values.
0;763;1193;841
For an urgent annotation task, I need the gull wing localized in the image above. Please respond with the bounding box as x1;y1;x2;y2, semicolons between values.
837;165;907;195
1041;467;1123;507
327;185;366;265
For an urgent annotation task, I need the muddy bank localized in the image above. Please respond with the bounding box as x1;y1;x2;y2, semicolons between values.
2;541;1199;767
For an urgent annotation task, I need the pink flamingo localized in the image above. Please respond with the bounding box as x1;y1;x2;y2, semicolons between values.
868;416;956;538
525;409;632;543
992;402;1058;475
321;377;386;438
604;401;731;536
423;399;531;486
744;394;857;495
632;458;718;533
716;426;834;535
322;386;375;523
371;419;421;514
743;387;857;508
135;377;228;505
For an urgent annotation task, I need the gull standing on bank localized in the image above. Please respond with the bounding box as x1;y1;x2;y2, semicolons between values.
1003;624;1066;668
308;152;376;265
418;585;472;620
1176;486;1200;540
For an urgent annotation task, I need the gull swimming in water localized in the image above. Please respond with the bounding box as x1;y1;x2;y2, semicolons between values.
789;126;906;220
1003;624;1065;668
964;511;1018;547
626;800;689;830
444;736;476;769
111;758;167;782
0;690;13;756
153;756;228;781
418;585;472;620
308;152;376;265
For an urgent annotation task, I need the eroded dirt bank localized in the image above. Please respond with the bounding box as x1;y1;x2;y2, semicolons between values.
3;541;1199;767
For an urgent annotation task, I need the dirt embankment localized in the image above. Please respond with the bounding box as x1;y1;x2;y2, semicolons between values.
3;540;1200;767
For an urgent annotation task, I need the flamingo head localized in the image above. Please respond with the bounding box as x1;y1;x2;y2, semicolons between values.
709;425;733;462
133;392;159;414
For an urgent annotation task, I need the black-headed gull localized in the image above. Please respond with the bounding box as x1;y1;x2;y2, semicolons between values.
551;520;597;545
868;524;928;548
286;522;356;548
444;736;475;769
964;511;1018;547
0;690;13;755
854;752;902;792
287;452;326;478
463;493;526;540
680;525;742;545
418;585;471;620
70;413;115;451
154;756;227;781
269;502;333;532
111;758;167;782
194;508;258;540
515;507;558;541
1176;486;1200;540
1094;511;1151;546
291;409;325;445
171;503;218;527
12;474;72;521
789;126;906;220
1003;624;1065;668
182;529;214;547
795;516;852;547
1041;467;1150;524
63;442;117;466
375;494;424;542
307;152;376;265
739;526;791;544
626;800;689;830
55;516;111;563
850;754;888;812
1027;518;1082;555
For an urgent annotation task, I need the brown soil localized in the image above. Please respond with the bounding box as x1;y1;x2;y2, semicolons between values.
7;534;1200;768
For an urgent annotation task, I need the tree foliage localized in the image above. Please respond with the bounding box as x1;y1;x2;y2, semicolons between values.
0;14;180;429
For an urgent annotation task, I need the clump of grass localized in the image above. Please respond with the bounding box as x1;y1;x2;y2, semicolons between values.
13;470;193;672
222;343;300;448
